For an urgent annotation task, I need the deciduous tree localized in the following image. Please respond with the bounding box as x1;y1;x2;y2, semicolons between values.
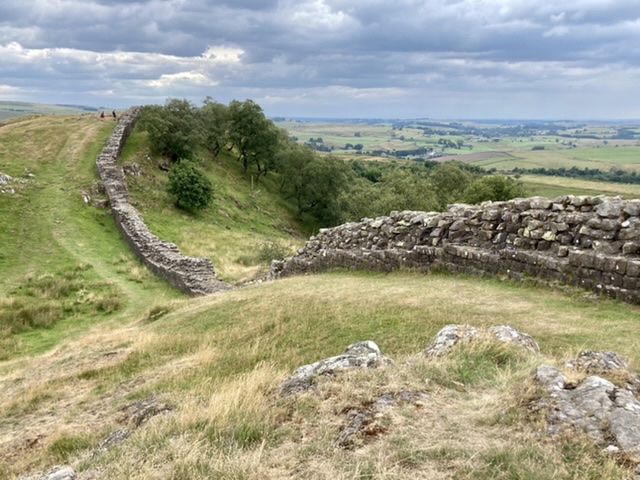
139;99;201;162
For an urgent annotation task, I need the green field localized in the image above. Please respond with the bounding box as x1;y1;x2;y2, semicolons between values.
278;119;640;202
469;146;640;171
0;101;98;121
278;119;640;175
521;174;640;198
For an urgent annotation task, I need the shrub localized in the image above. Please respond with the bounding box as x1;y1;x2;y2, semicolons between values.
167;159;213;212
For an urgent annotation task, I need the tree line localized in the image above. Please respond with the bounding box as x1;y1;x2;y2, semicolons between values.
138;98;528;227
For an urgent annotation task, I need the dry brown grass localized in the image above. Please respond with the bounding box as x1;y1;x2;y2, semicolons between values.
2;272;639;478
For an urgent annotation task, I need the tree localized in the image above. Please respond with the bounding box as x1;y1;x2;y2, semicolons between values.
139;99;201;162
429;162;472;208
339;171;439;222
199;97;230;158
462;175;529;204
167;159;213;211
275;143;351;226
228;99;280;176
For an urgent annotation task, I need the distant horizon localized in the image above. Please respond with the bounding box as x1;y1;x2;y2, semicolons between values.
2;100;640;125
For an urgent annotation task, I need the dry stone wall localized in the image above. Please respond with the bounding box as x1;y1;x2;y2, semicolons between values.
271;196;640;304
96;108;230;296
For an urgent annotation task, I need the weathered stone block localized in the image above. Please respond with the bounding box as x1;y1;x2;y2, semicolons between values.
596;201;622;218
530;197;552;209
626;260;640;277
622;241;640;255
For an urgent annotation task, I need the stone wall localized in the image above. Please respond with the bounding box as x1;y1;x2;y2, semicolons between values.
96;108;230;296
271;196;640;304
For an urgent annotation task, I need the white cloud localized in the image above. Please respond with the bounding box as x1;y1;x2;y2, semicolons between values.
202;46;244;63
0;84;20;93
145;71;218;88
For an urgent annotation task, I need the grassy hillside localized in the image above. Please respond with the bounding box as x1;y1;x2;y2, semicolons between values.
119;129;308;283
0;114;183;359
2;272;639;478
2;114;640;478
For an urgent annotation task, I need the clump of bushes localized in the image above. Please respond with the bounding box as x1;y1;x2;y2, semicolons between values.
167;159;213;212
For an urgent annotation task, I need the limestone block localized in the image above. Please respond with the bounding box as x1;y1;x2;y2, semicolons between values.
596;201;622;218
530;197;552;209
277;341;394;396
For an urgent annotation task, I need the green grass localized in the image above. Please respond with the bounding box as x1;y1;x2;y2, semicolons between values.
3;271;640;478
0;114;182;359
521;174;640;198
470;146;640;172
2;115;640;479
120;129;307;283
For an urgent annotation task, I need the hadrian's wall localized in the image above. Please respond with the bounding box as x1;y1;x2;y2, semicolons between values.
271;196;640;304
96;108;230;296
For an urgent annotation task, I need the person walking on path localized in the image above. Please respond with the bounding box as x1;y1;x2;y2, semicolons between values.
112;110;117;120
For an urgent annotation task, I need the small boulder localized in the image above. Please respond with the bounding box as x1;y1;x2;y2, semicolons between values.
422;324;540;357
21;465;76;479
38;466;75;480
277;341;394;396
568;350;630;374
0;172;12;184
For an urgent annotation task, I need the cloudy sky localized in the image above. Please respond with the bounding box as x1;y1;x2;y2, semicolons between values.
1;0;639;119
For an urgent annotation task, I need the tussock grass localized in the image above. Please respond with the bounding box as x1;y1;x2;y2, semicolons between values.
2;272;639;478
0;263;122;341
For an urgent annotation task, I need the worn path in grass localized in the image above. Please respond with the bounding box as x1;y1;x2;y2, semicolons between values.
0;115;181;358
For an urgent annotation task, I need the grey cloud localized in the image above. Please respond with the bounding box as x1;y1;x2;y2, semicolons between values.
1;0;639;118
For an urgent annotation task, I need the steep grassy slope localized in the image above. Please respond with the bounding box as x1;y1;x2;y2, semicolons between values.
0;114;182;358
119;129;308;283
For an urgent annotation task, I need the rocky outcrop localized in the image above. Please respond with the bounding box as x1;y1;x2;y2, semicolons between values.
271;196;640;303
277;341;394;396
421;324;540;357
96;108;230;296
534;351;640;459
277;330;640;468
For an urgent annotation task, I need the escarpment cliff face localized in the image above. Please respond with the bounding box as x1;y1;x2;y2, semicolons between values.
96;108;230;296
271;196;640;304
